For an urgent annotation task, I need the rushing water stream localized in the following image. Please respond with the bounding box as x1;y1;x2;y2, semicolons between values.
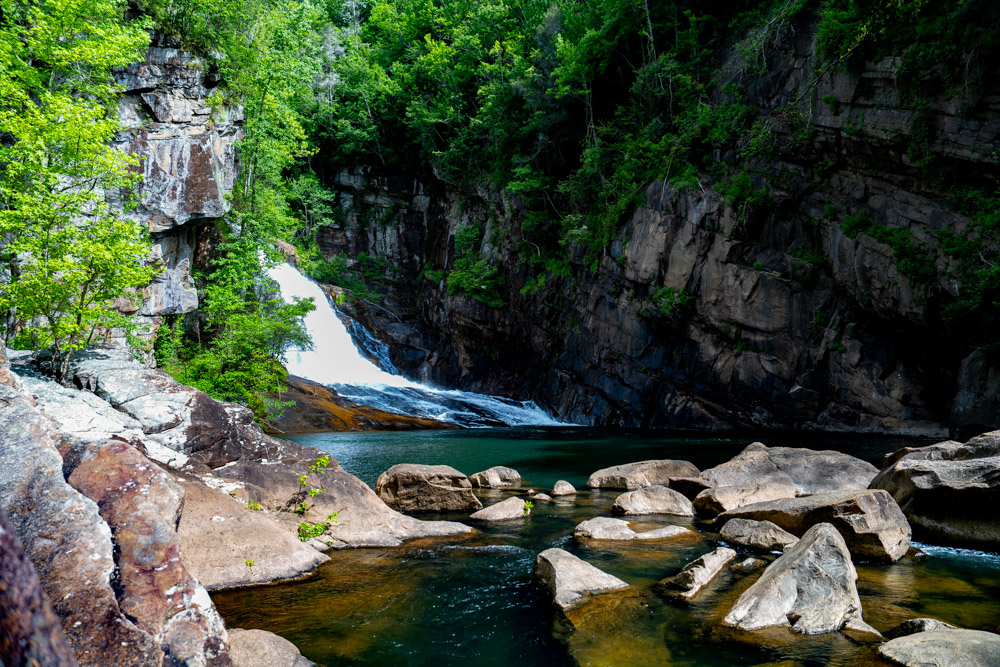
212;429;1000;666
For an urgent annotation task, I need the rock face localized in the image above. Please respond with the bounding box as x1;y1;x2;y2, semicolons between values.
612;485;694;516
723;523;864;634
655;547;736;600
717;489;911;562
469;496;526;521
469;466;521;488
534;548;629;610
228;629;313;667
375;464;483;512
878;629;1000;666
587;460;700;489
871;431;1000;549
574;517;690;541
552;480;577;496
720;518;799;552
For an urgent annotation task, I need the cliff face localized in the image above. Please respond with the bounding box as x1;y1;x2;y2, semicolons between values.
319;19;1000;436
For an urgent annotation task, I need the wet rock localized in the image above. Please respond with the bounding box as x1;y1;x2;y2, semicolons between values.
62;439;230;665
869;435;1000;550
533;493;553;501
655;547;736;600
534;548;629;610
723;523;865;634
731;557;766;573
375;463;482;512
878;629;1000;666
469;465;521;488
470;496;526;521
720;518;799;552
612;485;694;516
587;460;699;489
717;489;911;562
693;482;797;517
228;629;313;667
842;617;884;643
176;476;329;590
552;480;577;496
574;517;690;541
885;618;958;639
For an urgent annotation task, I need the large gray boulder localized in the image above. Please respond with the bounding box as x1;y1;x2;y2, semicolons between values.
534;548;628;610
375;463;482;512
717;489;911;562
720;518;799;552
754;443;878;494
228;629;314;667
552;480;577;496
693;481;797;517
878;629;1000;666
469;496;526;521
469;465;521;488
698;447;797;489
612;485;694;516
871;431;1000;550
723;523;867;634
587;459;699;489
655;547;736;600
574;517;690;541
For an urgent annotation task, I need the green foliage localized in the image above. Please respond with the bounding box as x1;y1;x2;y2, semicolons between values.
246;500;263;511
297;512;340;542
523;500;534;514
0;0;158;379
244;558;255;572
650;286;694;317
446;222;504;307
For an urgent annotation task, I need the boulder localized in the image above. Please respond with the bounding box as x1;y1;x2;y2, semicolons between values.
228;629;313;667
655;547;736;600
175;476;329;590
375;463;482;512
587;459;699;489
720;518;799;552
668;476;711;499
717;490;911;562
751;443;878;494
885;618;958;639
469;496;527;521
870;432;1000;550
731;557;765;573
574;517;690;541
469;466;521;488
698;447;797;489
692;482;797;517
878;629;1000;666
611;485;694;516
552;480;577;496
723;523;866;634
534;548;629;610
533;493;553;501
883;440;963;467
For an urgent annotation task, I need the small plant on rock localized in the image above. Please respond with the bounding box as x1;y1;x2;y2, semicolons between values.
523;501;534;514
246;500;262;511
244;559;255;573
297;512;341;542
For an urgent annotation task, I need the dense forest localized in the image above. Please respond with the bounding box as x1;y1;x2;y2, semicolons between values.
1;0;999;421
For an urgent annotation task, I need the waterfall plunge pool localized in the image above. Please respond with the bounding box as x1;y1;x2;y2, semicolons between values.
212;428;1000;666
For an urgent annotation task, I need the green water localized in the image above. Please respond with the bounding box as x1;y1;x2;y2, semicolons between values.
211;428;1000;666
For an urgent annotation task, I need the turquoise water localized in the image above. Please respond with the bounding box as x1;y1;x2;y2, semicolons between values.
212;429;1000;666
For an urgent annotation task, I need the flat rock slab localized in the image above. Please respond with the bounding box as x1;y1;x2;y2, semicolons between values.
375;463;482;512
534;548;629;610
587;460;699;490
717;489;911;562
656;547;736;600
724;523;864;634
574;517;690;541
612;485;694;516
229;628;314;667
552;480;577;496
470;496;526;521
885;618;958;639
878;629;1000;666
693;481;797;517
720;518;799;552
469;466;521;488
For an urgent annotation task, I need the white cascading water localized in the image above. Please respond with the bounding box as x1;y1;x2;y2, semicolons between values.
267;262;566;428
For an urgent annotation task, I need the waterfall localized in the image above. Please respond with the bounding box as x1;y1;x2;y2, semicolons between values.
267;263;567;428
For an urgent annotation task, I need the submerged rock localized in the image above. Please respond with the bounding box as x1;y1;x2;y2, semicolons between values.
375;463;482;512
587;460;699;489
655;547;736;600
885;618;958;639
720;518;799;552
878;629;1000;666
717;489;911;562
533;493;553;501
574;517;689;541
534;548;629;610
469;465;521;488
470;496;526;521
612;485;694;516
228;629;314;667
552;480;577;496
723;523;865;634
